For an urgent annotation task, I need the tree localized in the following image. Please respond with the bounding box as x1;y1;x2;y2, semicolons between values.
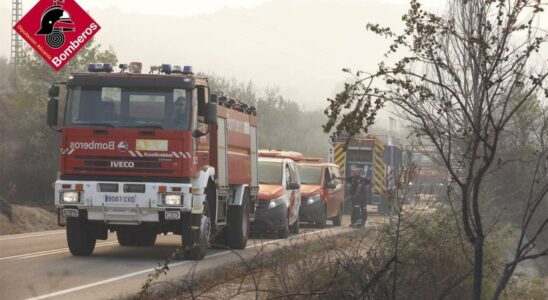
323;0;548;299
0;40;117;204
207;75;330;158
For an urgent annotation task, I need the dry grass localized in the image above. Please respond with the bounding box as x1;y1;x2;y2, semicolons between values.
0;201;57;235
135;228;381;300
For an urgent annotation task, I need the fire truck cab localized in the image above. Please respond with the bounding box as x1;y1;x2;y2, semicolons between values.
47;63;259;260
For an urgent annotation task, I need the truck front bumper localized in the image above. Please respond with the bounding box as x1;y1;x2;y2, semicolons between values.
55;180;195;224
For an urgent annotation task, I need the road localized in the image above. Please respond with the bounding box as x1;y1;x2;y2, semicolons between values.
0;214;383;300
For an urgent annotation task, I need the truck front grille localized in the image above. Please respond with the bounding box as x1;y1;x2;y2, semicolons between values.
72;155;173;174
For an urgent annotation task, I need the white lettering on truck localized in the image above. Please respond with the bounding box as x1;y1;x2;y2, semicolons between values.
69;141;115;150
110;161;135;168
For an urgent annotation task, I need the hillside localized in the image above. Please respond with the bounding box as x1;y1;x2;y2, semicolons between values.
0;199;58;235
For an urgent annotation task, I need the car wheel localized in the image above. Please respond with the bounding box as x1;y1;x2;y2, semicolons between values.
290;213;300;234
277;211;289;239
333;203;343;226
315;204;327;228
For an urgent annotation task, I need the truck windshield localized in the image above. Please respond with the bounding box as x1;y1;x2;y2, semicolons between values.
65;87;192;130
259;161;283;185
298;165;321;185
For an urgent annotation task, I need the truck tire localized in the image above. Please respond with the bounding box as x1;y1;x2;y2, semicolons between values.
182;214;210;260
315;204;327;228
226;189;250;249
117;229;136;246
66;216;96;256
277;211;289;239
333;203;343;226
290;213;300;234
138;232;157;247
117;228;157;247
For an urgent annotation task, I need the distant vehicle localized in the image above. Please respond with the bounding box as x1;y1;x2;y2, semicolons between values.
253;150;302;238
297;159;345;227
408;148;448;201
330;134;402;214
47;63;259;260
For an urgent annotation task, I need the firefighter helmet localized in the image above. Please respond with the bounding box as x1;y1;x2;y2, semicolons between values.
36;6;73;35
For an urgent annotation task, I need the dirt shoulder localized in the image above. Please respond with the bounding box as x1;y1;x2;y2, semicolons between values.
0;199;58;235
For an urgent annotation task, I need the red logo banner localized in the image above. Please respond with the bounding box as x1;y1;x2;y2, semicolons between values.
14;0;101;71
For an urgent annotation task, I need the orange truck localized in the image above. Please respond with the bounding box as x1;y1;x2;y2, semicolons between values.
254;150;302;237
297;158;345;227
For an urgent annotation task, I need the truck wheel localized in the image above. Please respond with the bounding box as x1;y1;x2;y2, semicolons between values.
333;203;343;226
226;189;250;249
137;230;157;247
66;216;96;256
315;204;327;228
290;213;300;234
277;212;289;239
182;214;210;260
117;229;137;246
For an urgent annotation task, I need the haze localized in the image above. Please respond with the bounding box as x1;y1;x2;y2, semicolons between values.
0;0;446;111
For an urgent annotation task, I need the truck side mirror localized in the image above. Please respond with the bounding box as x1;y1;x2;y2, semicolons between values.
48;85;60;98
205;102;217;125
47;98;59;126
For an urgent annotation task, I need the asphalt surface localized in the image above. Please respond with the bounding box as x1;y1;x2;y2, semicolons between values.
0;214;383;300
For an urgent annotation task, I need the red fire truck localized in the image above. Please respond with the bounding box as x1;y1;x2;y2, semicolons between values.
46;63;259;260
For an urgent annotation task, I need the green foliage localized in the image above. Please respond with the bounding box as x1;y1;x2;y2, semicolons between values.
0;41;117;205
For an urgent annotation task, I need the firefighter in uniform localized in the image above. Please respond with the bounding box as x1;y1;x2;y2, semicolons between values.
348;168;369;227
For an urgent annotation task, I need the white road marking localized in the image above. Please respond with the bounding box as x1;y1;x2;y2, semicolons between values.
0;230;65;242
0;241;119;261
26;227;338;300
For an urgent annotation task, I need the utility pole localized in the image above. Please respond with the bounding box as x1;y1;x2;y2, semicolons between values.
11;0;23;70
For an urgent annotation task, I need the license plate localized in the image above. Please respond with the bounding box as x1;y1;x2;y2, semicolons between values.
63;208;79;218
165;211;181;220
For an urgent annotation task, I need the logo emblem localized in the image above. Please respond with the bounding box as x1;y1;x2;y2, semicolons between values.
117;141;129;152
14;0;101;71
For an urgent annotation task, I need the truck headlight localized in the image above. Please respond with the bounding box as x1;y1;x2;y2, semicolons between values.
62;191;80;203
307;194;321;205
268;197;285;209
164;194;182;206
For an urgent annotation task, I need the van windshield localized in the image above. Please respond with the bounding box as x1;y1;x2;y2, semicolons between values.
65;87;192;130
298;165;322;185
259;161;282;185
